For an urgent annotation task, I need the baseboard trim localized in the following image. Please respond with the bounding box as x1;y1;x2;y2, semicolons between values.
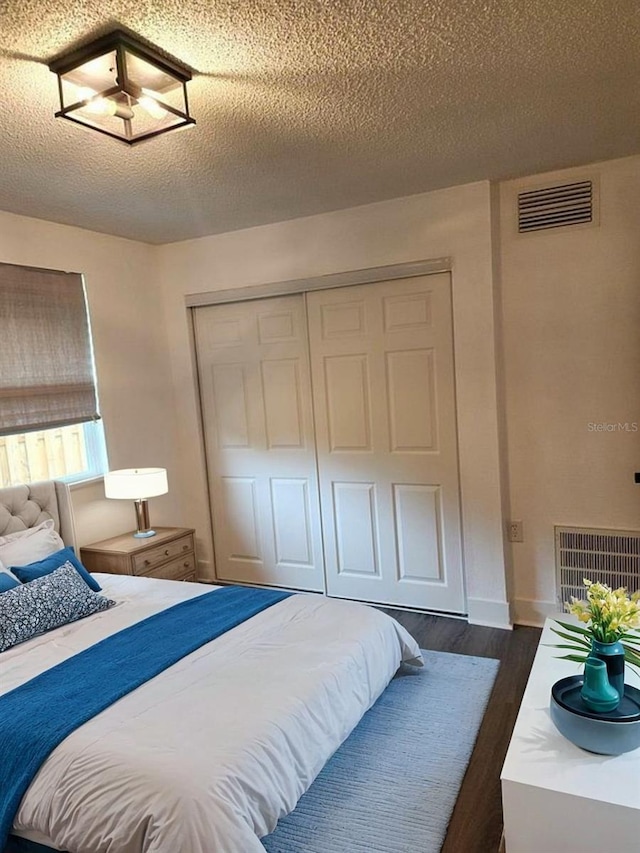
467;597;512;630
195;559;215;582
512;597;558;627
195;576;517;629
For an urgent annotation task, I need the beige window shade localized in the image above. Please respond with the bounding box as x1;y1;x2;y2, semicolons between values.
0;262;99;436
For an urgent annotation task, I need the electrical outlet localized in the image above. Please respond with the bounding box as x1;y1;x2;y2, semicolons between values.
508;520;524;542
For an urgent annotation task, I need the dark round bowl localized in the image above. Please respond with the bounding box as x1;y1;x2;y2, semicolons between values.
550;676;640;755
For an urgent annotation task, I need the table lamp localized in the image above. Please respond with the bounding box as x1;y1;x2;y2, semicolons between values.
104;467;168;538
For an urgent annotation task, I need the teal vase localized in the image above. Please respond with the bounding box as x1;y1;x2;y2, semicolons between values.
580;657;620;713
590;638;625;702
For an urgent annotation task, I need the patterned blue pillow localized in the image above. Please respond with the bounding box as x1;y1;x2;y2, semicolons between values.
0;563;115;653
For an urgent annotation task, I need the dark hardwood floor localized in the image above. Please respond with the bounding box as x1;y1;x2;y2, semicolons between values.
379;608;541;853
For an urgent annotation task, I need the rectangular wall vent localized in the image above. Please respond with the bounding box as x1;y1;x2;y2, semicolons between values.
555;525;640;609
518;180;593;233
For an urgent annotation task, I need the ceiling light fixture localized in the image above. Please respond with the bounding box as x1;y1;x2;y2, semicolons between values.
48;29;195;145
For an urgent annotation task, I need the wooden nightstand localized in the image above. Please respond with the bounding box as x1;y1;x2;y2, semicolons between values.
80;527;197;582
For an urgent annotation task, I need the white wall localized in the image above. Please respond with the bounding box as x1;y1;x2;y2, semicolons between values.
500;155;640;625
0;211;183;545
3;155;638;628
157;181;511;628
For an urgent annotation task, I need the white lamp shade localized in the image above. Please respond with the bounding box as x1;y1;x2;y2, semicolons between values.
104;468;168;500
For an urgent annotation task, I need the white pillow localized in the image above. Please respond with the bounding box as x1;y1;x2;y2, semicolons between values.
0;519;65;568
0;519;58;546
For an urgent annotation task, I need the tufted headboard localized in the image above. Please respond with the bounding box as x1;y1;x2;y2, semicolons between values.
0;480;77;549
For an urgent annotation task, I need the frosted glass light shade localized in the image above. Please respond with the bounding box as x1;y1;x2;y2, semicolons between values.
104;467;168;500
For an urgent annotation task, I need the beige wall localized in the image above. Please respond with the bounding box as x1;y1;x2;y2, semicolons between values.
499;155;640;624
157;181;511;628
0;211;183;545
7;155;635;628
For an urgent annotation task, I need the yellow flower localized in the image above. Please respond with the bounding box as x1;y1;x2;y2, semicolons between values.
569;579;640;642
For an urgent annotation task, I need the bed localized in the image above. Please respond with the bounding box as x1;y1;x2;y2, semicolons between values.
0;480;422;853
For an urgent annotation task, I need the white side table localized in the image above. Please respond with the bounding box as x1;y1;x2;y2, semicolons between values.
501;617;640;853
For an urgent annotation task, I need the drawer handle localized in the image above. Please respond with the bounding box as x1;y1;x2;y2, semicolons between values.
144;559;150;566
164;549;170;556
184;561;190;568
182;544;189;551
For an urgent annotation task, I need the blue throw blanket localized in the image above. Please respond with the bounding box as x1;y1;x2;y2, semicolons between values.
0;584;291;851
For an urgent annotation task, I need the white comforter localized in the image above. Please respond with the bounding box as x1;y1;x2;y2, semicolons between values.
3;575;421;853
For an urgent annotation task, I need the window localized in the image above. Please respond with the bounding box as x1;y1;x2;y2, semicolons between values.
0;421;107;487
0;262;107;486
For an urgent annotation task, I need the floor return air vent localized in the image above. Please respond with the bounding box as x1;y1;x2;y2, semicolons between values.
555;525;640;609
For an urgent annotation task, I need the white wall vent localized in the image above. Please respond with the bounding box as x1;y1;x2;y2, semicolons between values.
518;180;594;233
555;525;640;609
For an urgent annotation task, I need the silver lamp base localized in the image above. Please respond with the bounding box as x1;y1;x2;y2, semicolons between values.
133;498;157;538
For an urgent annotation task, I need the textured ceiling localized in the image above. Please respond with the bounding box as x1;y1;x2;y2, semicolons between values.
0;1;639;244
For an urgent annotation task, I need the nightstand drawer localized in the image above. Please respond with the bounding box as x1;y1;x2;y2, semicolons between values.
142;553;196;581
133;533;194;575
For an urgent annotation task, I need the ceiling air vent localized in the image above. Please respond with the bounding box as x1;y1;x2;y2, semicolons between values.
518;180;594;234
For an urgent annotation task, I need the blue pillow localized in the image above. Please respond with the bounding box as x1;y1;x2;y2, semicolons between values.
0;563;114;652
10;547;102;592
0;573;20;593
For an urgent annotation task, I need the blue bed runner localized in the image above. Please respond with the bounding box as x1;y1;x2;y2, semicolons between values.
0;584;291;851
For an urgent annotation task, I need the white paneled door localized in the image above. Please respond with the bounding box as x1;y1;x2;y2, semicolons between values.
194;272;464;613
306;273;465;612
194;295;325;591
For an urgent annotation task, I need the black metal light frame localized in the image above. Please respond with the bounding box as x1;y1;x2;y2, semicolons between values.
48;29;196;145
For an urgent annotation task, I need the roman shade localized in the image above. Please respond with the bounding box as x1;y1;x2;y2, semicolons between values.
0;263;99;436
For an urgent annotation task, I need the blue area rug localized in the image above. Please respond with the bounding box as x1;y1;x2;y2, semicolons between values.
262;650;499;853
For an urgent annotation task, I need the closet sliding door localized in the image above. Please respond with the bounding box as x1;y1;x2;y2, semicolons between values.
194;272;464;614
194;295;325;592
306;273;465;613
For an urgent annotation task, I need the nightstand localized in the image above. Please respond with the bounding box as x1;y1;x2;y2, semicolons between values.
80;527;197;582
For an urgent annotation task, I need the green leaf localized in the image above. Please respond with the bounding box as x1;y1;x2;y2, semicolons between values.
553;619;592;637
550;619;640;673
624;648;640;667
621;630;640;641
621;630;640;640
549;628;590;647
546;643;591;653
